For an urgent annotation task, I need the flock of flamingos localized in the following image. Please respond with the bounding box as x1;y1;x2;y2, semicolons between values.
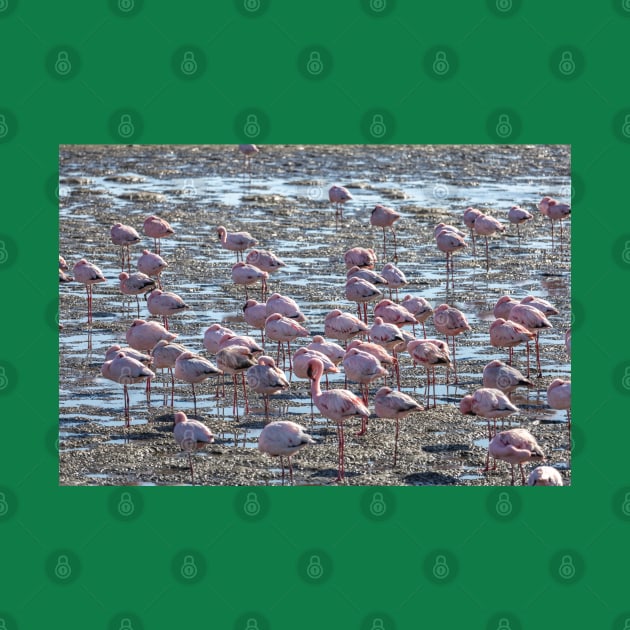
59;145;571;486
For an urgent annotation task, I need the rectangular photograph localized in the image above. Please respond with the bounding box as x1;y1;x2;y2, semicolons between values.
59;144;571;486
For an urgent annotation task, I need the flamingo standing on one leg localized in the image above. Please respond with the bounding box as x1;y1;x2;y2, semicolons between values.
265;292;307;322
507;205;533;240
374;386;423;466
246;355;290;420
243;299;268;344
143;215;174;255
547;378;571;427
119;272;156;318
137;249;168;289
307;357;369;483
539;196;571;249
146;288;190;330
258;420;315;485
433;304;470;383
238;143;259;178
370;204;401;260
528;465;563;486
489;318;535;368
110;222;141;272
72;259;106;324
368;317;406;389
463;207;483;256
329;185;353;220
473;213;505;271
508;303;552;378
231;262;268;300
493;295;520;321
264;313;310;370
218;226;257;262
202;324;235;355
401;295;434;338
482;360;534;396
216;345;257;418
345;277;382;323
173;411;214;484
380;263;408;301
435;228;467;293
488;428;545;485
152;340;187;407
459;387;519;445
174;351;222;414
406;339;450;408
306;336;345;367
246;249;285;297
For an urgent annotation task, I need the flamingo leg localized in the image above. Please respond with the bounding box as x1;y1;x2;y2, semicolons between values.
391;227;397;261
192;382;197;414
535;333;542;378
485;236;490;272
288;455;294;485
394;418;399;467
336;421;345;482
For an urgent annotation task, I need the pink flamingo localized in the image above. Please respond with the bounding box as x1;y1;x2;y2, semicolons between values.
489;318;535;366
173;411;214;484
126;319;177;352
346;265;388;287
137;249;168;289
218;333;263;356
509;303;552;377
507;205;533;239
345;277;382;323
143;215;174;254
238;143;259;177
203;324;235;355
373;298;416;329
435;228;467;292
246;249;285;295
463;207;483;255
380;263;407;301
370;204;401;260
460;387;519;439
406;339;450;408
493;295;519;320
264;313;310;370
488;428;545;485
344;247;377;270
473;213;505;270
152;340;187;407
59;255;69;271
368;316;405;389
482;360;533;395
231;262;268;300
292;347;339;417
101;352;155;426
218;225;257;261
374;386;423;466
243;299;268;343
519;295;559;317
246;355;290;420
104;345;151;365
265;292;306;322
324;309;369;344
147;289;190;330
401;295;433;338
258;420;315;485
346;339;395;371
342;347;387;431
528;465;563;486
72;259;106;324
174;351;222;414
307;357;369;483
539;196;571;248
119;271;156;317
59;269;72;283
547;378;571;427
329;185;353;219
216;345;257;418
433;304;470;383
110;222;141;272
306;336;345;367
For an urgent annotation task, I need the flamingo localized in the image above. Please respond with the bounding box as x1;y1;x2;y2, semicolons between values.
152;340;187;407
482;360;533;395
101;352;155;426
119;272;156;317
488;428;545;485
203;324;235;355
246;249;285;295
243;299;268;343
307;357;369;483
258;420;315;485
346;340;395;371
264;313;310;370
143;215;174;255
373;299;416;328
370;204;401;260
507;205;533;239
306;336;345;366
459;387;519;441
59;269;72;283
217;225;257;261
539;196;571;248
368;316;405;389
126;319;177;352
231;262;268;300
174;352;222;414
547;378;571;427
463;207;483;255
435;228;466;292
519;295;559;317
433;304;470;383
137;249;168;289
216;345;257;417
346;265;388;286
59;255;69;271
527;465;563;486
110;222;141;272
292;347;339;417
406;339;450;408
72;259;106;324
173;411;214;484
329;185;352;219
146;289;190;330
238;143;259;177
265;292;306;322
380;263;407;301
344;247;376;270
374;386;423;466
508;303;552;377
104;345;151;365
401;295;433;338
489;318;535;367
493;295;519;321
342;347;388;426
473;213;505;271
246;355;290;420
324;309;369;344
218;333;263;356
345;277;382;323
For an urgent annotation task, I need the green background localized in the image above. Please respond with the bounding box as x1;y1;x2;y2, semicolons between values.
0;1;625;628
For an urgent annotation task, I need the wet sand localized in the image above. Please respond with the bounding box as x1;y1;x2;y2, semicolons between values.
59;144;571;486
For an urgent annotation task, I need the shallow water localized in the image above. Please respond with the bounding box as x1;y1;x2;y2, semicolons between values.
59;144;571;486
